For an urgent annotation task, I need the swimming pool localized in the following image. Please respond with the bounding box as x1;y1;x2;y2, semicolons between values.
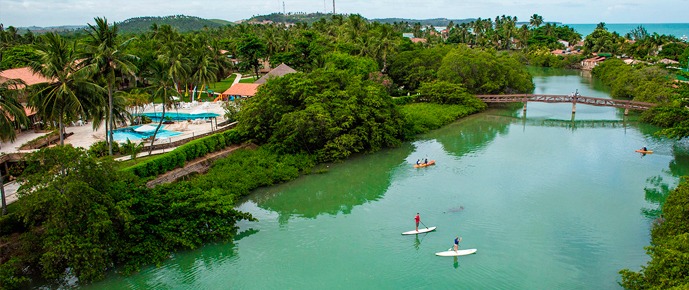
139;112;220;122
113;126;181;142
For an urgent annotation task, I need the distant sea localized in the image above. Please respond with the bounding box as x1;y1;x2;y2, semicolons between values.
565;23;689;39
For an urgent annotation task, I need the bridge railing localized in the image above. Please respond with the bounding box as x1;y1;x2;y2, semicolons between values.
475;94;656;110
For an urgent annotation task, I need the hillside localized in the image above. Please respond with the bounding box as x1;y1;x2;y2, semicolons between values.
245;13;476;27
116;15;228;33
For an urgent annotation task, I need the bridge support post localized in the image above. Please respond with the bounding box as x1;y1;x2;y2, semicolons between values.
572;102;576;114
522;101;527;112
624;108;629;115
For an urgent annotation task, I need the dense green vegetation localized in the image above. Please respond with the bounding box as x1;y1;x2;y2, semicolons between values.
0;145;313;288
2;11;689;289
117;15;227;33
592;59;674;103
619;180;689;289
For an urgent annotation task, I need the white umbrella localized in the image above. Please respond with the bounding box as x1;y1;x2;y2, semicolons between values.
171;96;180;101
134;124;157;132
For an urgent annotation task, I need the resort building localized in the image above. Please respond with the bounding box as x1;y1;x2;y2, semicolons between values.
254;63;297;85
221;83;260;100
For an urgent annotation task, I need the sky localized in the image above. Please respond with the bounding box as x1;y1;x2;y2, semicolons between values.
1;0;688;28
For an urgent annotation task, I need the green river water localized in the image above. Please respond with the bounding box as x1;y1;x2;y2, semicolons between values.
85;68;689;289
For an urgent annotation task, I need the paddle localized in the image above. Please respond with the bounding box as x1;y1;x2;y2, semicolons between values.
420;221;429;229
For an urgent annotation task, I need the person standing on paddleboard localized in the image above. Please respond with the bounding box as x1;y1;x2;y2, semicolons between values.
415;213;420;231
454;236;462;252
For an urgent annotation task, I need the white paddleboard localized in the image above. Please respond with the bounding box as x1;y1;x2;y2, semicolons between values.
435;249;477;256
401;227;437;235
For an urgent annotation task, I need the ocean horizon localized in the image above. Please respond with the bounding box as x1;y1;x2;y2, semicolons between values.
564;23;689;39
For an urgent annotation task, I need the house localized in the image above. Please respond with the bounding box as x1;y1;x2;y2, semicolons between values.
221;83;261;100
581;56;606;70
658;58;680;65
402;33;414;38
0;67;52;90
254;63;296;85
558;40;569;48
410;38;427;44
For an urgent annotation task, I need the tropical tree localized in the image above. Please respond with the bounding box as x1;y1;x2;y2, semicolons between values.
145;59;180;155
530;14;544;28
237;33;267;79
29;32;103;145
0;77;29;215
80;17;137;155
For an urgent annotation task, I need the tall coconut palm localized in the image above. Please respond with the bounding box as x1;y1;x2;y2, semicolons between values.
29;32;103;146
0;77;29;215
80;17;137;156
146;60;179;155
530;14;544;28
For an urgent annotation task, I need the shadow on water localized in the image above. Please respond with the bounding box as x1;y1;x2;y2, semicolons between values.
246;143;415;223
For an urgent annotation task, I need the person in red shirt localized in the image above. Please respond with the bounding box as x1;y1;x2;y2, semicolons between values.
415;213;420;231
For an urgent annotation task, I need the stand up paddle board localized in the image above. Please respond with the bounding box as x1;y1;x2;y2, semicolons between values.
435;249;477;256
402;227;437;235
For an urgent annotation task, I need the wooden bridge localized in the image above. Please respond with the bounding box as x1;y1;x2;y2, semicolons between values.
476;94;656;115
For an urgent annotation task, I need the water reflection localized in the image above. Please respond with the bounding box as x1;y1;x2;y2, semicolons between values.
423;112;511;157
642;176;670;218
247;144;415;222
453;256;459;269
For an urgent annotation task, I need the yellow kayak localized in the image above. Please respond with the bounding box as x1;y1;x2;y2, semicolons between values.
414;160;436;168
635;150;653;154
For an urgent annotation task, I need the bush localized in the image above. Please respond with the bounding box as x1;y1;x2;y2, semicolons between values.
124;129;246;178
88;141;120;158
0;213;24;235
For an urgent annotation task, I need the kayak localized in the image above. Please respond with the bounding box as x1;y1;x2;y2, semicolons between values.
435;248;478;257
402;226;437;235
414;160;436;168
635;150;654;154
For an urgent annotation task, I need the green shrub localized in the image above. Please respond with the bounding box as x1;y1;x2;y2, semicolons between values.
88;141;120;158
0;213;24;235
392;95;417;105
123;129;247;178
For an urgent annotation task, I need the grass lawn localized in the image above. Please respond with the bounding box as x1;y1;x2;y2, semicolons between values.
239;75;259;83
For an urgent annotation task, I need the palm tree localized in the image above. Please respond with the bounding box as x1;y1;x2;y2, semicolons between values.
0;77;29;215
146;60;179;155
530;14;544;28
29;32;103;146
80;17;137;156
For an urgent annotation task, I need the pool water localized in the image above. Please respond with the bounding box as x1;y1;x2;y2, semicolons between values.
139;112;220;122
112;126;181;142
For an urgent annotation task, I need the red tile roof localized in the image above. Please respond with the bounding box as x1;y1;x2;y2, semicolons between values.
222;83;260;97
0;67;52;88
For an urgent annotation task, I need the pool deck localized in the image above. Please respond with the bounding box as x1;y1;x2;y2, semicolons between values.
1;101;227;205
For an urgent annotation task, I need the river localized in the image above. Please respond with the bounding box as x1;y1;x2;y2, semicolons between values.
86;67;689;289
